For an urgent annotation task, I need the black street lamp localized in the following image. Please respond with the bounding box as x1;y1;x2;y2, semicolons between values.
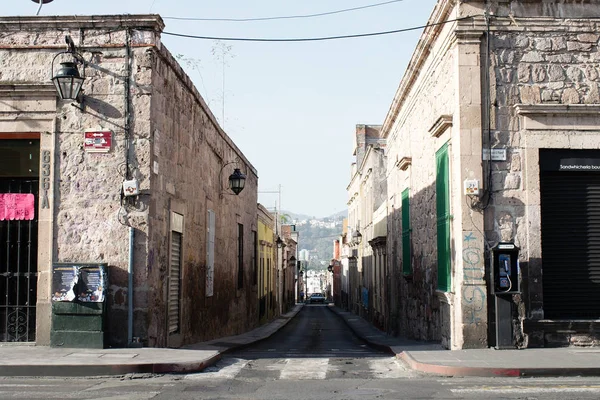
228;168;246;195
220;162;247;197
328;264;334;273
52;61;84;100
352;229;362;245
51;35;85;102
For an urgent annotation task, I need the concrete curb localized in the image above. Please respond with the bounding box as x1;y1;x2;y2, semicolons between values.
398;352;600;378
0;305;304;378
0;353;222;377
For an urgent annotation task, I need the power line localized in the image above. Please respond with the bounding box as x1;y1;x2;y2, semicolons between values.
162;16;474;42
163;0;405;22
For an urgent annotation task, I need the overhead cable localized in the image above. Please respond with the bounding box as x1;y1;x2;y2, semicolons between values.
163;0;405;22
163;16;474;42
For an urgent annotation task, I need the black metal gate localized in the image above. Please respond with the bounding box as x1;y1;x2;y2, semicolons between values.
0;178;38;342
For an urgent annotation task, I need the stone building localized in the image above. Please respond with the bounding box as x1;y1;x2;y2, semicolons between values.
0;15;259;348
347;125;386;317
381;0;600;349
257;204;277;324
280;224;298;312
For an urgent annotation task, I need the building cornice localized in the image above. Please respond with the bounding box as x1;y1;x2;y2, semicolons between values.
0;84;55;98
0;15;165;32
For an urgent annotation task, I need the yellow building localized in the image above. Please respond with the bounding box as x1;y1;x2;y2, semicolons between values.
257;204;277;324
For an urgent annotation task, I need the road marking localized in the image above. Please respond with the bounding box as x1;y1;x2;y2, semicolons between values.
185;358;249;380
280;358;329;380
369;358;413;378
451;385;600;394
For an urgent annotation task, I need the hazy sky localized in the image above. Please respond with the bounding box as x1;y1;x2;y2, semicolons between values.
4;0;438;218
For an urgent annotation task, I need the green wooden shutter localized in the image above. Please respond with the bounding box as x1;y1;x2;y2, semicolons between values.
401;188;411;275
436;144;451;292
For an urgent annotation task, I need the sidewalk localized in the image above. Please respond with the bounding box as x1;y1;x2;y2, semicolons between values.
327;305;600;377
0;303;599;377
0;304;304;377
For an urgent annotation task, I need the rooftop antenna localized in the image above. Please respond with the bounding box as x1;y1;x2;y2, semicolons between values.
33;0;54;16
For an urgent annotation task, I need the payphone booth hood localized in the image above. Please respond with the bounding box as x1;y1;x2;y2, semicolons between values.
491;242;521;294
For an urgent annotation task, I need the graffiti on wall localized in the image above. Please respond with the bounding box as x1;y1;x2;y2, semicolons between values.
462;232;485;324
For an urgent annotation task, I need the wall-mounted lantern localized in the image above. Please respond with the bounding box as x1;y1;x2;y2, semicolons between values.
352;229;362;245
229;168;246;195
328;264;334;273
51;35;85;103
220;162;246;197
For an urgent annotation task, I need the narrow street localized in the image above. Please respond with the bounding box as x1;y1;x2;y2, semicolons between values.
1;306;600;399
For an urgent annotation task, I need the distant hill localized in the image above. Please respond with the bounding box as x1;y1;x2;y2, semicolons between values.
328;210;347;220
280;211;345;272
281;209;347;222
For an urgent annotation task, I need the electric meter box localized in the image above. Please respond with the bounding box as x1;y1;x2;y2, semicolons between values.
491;242;520;294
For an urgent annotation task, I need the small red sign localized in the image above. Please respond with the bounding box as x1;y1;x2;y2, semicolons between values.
84;131;112;153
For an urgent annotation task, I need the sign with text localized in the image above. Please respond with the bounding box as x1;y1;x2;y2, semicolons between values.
84;130;112;153
540;150;600;172
0;193;34;221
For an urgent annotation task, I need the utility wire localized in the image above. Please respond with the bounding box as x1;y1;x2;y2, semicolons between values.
163;16;474;42
163;0;405;22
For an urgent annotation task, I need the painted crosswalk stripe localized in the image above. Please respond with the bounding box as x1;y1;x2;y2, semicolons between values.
185;358;249;380
280;358;329;380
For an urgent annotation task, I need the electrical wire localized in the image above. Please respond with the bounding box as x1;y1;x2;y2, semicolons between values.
163;0;405;22
162;16;473;42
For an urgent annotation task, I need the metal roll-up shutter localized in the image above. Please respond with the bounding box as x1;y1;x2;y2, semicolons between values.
168;231;182;334
541;170;600;319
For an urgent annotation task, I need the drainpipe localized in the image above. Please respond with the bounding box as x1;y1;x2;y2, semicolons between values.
128;226;134;345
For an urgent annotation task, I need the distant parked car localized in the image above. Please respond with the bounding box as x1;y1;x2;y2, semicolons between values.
309;293;325;304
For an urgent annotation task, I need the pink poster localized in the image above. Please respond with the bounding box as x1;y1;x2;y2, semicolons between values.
0;193;35;221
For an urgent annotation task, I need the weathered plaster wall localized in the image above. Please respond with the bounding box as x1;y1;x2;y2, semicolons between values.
148;44;258;347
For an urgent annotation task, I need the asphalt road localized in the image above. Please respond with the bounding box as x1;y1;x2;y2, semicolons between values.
1;305;600;399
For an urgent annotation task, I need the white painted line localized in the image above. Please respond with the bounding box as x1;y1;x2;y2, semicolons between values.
280;358;329;380
185;358;249;380
451;386;600;394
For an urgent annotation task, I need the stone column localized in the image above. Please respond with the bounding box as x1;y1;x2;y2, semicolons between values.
451;29;488;349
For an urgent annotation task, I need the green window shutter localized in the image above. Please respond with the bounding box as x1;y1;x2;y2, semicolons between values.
401;188;411;275
436;144;451;292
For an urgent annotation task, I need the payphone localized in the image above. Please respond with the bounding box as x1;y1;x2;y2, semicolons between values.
492;242;520;294
491;242;520;349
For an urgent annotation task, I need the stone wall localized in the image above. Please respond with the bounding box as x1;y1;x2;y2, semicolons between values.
0;15;259;347
147;44;258;347
488;7;600;347
385;33;457;344
0;17;162;346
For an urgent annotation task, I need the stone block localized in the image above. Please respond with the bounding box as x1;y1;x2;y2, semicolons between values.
521;51;544;63
517;64;531;82
561;87;581;104
566;66;583;82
